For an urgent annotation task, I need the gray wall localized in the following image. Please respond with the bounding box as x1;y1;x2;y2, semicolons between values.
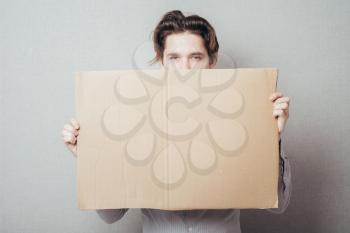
1;0;349;232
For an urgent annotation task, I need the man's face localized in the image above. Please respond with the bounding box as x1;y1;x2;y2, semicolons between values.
161;31;216;69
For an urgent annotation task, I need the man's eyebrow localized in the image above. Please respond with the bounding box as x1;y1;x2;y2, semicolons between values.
189;52;205;56
166;53;180;57
166;52;205;57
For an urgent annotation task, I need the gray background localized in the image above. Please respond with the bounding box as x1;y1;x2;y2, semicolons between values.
1;0;349;232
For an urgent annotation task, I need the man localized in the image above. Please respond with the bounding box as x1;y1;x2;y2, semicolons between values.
62;10;291;233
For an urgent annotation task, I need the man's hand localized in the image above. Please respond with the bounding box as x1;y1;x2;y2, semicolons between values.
269;92;290;138
62;118;80;157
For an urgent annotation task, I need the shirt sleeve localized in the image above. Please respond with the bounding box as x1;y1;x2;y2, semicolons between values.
95;208;129;224
266;139;292;214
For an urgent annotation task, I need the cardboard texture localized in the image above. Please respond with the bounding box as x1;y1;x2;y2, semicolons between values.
75;68;279;210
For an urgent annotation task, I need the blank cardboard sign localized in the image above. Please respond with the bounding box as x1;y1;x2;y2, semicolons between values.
75;68;279;210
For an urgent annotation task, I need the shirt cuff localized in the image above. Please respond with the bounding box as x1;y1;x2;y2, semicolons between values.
266;139;292;214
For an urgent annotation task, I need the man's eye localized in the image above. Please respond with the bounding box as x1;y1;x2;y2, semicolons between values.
169;56;178;60
192;56;202;60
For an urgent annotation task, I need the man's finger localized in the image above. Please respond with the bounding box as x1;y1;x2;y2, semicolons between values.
64;124;74;131
71;118;80;130
274;102;289;110
273;109;284;117
274;96;290;104
269;92;283;101
64;135;76;144
63;124;78;135
61;129;73;137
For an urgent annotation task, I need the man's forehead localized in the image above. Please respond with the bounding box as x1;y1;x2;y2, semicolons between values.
164;32;207;54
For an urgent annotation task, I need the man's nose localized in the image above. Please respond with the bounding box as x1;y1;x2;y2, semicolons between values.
179;58;191;69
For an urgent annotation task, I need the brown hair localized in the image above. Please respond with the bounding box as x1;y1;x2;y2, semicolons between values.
150;10;219;65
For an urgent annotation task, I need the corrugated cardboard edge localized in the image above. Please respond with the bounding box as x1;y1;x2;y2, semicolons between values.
74;71;85;210
271;68;279;209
